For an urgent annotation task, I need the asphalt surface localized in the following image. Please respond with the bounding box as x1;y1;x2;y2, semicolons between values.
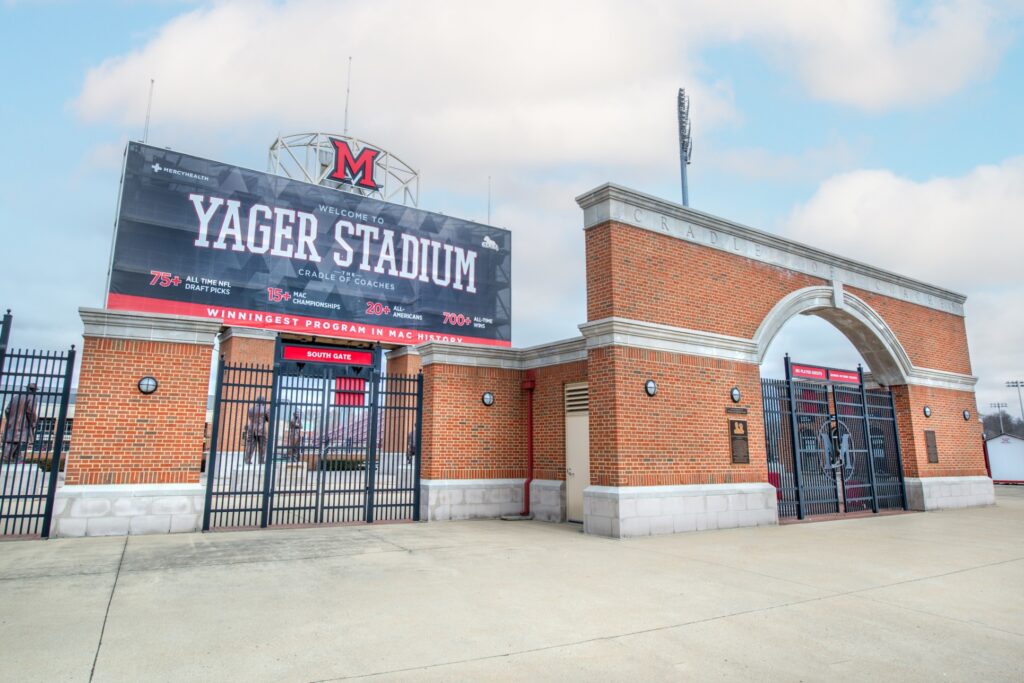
1;487;1022;681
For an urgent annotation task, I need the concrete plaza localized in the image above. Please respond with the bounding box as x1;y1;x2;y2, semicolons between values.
1;487;1022;682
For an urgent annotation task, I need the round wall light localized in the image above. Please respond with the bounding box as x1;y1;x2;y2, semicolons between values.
138;376;158;395
963;409;971;421
923;405;932;418
481;391;495;407
644;379;658;397
730;387;741;403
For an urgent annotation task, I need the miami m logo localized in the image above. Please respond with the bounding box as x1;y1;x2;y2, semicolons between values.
327;138;380;191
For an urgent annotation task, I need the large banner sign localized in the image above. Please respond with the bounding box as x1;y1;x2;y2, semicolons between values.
107;143;511;346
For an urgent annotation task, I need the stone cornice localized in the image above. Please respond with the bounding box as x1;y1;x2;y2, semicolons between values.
80;307;222;345
579;317;759;363
386;346;420;360
217;326;277;342
417;337;587;371
575;183;965;316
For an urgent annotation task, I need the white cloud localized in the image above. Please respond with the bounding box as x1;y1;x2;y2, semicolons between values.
783;158;1024;408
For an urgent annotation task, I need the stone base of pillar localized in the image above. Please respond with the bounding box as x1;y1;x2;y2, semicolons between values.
904;476;995;511
530;479;566;522
50;484;205;537
419;479;524;520
583;483;778;538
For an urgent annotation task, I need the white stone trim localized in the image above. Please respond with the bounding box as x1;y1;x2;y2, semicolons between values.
81;307;222;345
583;483;778;538
576;183;965;316
51;483;206;537
386;346;420;360
579;317;758;363
418;337;587;371
419;479;524;520
904;476;994;511
530;479;566;522
217;326;277;343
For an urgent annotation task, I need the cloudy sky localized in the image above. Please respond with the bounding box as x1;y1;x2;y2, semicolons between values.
1;0;1022;414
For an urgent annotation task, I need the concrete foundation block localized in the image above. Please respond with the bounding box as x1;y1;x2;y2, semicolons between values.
904;476;995;511
420;479;525;521
129;515;172;535
52;484;206;538
530;480;565;523
583;484;779;538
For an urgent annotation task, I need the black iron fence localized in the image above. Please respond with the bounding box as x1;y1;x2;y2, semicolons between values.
0;311;75;538
761;366;906;521
203;358;423;531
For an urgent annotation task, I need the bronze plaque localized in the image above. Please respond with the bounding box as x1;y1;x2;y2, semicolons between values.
730;420;749;464
925;430;939;463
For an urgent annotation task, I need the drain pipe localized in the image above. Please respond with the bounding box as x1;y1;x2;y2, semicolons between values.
521;371;536;517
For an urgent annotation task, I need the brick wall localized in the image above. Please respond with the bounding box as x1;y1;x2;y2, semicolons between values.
586;221;826;336
892;384;985;478
421;363;526;479
847;287;973;375
67;336;213;485
530;361;587;481
588;346;767;487
386;349;422;376
220;333;275;366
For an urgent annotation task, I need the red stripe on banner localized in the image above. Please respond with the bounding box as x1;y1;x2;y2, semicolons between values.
790;364;827;380
106;293;512;347
827;369;860;384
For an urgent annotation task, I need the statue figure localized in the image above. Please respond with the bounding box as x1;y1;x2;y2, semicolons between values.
3;383;39;464
287;410;303;461
244;396;270;465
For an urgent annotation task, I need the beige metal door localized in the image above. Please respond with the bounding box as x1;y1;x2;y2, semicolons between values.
564;383;589;523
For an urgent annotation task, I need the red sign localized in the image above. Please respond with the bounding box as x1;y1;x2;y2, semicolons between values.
790;364;827;381
335;377;367;406
282;345;373;366
827;369;860;384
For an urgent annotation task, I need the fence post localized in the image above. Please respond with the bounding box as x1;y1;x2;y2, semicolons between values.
784;355;806;520
857;366;880;514
0;310;11;377
261;343;283;528
365;369;381;523
41;345;75;539
412;371;424;521
202;356;226;531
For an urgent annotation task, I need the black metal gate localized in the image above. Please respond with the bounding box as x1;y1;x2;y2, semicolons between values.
203;344;423;531
762;356;907;520
0;311;75;538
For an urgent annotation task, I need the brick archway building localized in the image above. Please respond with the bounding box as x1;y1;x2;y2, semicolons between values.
55;183;992;537
415;184;992;536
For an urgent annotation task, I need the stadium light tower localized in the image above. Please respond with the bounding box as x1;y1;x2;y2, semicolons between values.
677;88;693;207
990;402;1008;433
1007;380;1024;422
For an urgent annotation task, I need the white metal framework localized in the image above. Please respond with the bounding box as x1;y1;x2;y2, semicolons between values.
268;132;420;207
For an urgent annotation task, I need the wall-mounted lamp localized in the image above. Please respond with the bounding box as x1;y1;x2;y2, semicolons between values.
138;376;158;395
730;387;741;403
481;391;495;407
923;406;932;418
644;380;657;397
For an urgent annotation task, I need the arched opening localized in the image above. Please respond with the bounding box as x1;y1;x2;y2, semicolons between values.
754;287;909;521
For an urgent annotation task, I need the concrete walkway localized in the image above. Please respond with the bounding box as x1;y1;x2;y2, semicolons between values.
2;488;1023;682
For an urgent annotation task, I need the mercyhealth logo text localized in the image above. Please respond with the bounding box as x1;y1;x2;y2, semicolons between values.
151;162;210;183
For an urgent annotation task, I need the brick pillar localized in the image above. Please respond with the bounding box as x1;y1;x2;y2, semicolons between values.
51;309;222;538
386;346;421;375
889;383;991;509
218;327;276;366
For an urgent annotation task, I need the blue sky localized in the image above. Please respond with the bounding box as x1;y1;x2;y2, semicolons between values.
1;0;1022;413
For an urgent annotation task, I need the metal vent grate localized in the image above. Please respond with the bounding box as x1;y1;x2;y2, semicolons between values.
564;383;589;414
